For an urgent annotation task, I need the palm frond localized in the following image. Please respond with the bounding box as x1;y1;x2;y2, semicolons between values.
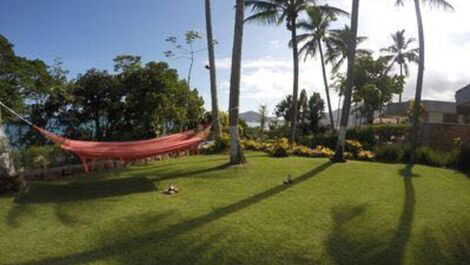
425;0;454;11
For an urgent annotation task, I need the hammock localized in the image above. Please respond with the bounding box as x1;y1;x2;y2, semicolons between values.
0;101;210;172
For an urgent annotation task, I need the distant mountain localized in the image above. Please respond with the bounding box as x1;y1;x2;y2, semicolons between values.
239;111;277;127
239;111;263;123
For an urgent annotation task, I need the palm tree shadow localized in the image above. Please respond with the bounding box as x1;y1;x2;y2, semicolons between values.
145;162;233;183
7;161;334;265
13;176;157;204
327;165;416;265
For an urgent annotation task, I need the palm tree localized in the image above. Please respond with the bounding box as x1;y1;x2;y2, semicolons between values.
244;0;315;143
381;29;419;103
326;25;369;130
331;0;360;162
325;25;370;74
295;5;348;130
394;0;453;169
204;0;221;140
228;0;247;165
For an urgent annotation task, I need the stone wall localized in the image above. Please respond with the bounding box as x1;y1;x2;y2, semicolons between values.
421;123;470;149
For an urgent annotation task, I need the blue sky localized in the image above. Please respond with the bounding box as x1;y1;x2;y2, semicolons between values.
1;0;469;114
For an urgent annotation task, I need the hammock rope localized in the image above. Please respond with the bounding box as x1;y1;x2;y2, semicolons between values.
0;101;211;172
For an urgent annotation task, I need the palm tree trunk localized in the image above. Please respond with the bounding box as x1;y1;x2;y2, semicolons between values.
408;0;425;168
332;0;360;162
228;0;246;165
0;112;16;177
336;94;342;128
318;39;335;130
399;63;403;103
288;20;300;143
205;0;221;140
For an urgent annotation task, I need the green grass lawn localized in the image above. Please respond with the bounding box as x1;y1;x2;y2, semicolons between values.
1;152;469;265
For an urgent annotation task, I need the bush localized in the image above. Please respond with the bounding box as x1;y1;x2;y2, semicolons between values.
348;124;409;149
456;145;470;172
291;145;315;157
13;145;78;170
200;133;230;154
345;140;364;157
357;150;376;161
0;177;20;195
269;138;291;157
311;145;335;158
414;146;456;168
374;144;405;163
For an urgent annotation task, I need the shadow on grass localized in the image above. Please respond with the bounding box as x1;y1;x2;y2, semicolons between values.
145;163;233;183
327;165;416;265
6;161;333;265
14;176;156;204
416;225;470;265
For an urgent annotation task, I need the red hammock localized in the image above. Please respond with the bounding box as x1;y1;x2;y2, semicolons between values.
34;125;211;172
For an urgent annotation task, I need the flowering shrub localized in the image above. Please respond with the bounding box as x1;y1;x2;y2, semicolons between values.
269;138;291;157
345;140;364;156
344;152;354;160
357;150;376;161
311;146;335;158
291;145;315;157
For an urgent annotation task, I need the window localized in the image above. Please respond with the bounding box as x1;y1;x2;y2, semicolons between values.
443;113;458;123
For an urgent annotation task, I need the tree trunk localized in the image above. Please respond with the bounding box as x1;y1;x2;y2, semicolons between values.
332;0;360;162
0;112;15;177
288;20;300;143
205;0;221;140
188;45;194;88
94;115;101;140
318;39;335;130
399;63;403;103
336;94;342;128
228;0;246;165
408;0;425;168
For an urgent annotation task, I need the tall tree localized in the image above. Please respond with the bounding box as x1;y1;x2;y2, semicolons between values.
307;92;325;133
332;0;360;162
325;25;369;129
336;55;404;124
394;0;453;169
244;0;315;143
164;31;203;87
205;0;221;140
295;5;348;130
228;0;247;165
380;29;419;103
259;104;268;132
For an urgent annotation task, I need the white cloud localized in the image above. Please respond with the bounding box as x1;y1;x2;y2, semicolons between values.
214;0;470;113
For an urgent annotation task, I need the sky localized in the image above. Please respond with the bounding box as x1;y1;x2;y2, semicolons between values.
1;0;469;116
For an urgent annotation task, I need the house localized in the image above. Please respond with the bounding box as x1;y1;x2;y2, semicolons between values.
456;84;470;122
380;84;470;148
382;100;464;124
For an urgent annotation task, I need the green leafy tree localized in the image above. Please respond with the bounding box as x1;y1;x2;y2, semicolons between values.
381;29;419;102
113;55;142;74
307;92;325;133
394;0;453;168
336;55;404;124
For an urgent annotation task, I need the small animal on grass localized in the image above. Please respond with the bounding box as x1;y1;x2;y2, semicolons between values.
283;175;293;185
164;183;180;195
